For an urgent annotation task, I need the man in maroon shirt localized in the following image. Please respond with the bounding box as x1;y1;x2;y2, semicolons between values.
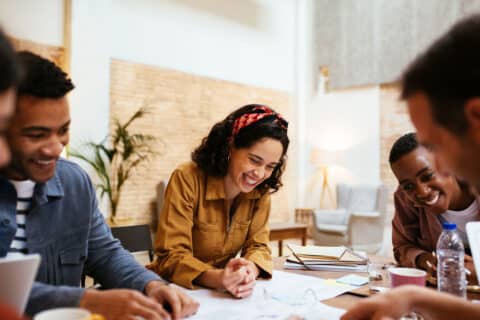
342;13;480;320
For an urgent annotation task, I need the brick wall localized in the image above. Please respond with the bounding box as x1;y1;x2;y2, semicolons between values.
10;37;65;68
110;59;292;224
379;83;415;220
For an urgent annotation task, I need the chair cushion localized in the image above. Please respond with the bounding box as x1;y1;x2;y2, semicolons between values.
316;223;348;235
349;185;378;211
313;208;348;225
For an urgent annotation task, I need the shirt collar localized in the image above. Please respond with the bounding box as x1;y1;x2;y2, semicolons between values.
44;172;64;197
33;171;64;206
205;175;262;200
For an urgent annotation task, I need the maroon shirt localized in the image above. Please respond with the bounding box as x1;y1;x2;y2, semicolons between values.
392;189;444;267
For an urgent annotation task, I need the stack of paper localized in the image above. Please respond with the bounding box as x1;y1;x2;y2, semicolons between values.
285;244;368;272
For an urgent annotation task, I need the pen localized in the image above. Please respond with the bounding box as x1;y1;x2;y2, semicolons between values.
426;260;434;269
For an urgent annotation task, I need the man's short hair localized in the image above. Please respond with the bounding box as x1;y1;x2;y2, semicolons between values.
401;13;480;135
389;132;418;164
0;28;20;92
17;51;74;98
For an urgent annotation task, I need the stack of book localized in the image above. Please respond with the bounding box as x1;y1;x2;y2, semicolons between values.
284;244;368;272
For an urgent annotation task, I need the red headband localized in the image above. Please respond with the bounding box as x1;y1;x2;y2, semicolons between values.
231;106;288;139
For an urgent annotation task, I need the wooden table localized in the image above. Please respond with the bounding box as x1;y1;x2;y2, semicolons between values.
269;223;308;256
274;256;480;310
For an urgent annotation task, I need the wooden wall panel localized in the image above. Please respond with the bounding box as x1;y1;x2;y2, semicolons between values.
110;59;292;224
379;83;415;220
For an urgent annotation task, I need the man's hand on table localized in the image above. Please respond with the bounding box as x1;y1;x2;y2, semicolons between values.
79;282;199;320
80;289;170;320
145;281;199;319
340;286;418;320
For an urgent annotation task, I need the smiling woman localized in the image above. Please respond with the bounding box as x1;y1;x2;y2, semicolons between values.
389;132;479;282
147;104;289;298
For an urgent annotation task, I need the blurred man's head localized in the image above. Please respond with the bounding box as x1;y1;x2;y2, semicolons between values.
2;51;74;183
402;14;480;192
0;28;20;167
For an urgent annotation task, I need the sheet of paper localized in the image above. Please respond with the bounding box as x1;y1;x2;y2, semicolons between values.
288;244;346;259
0;253;41;313
336;274;369;286
180;270;349;319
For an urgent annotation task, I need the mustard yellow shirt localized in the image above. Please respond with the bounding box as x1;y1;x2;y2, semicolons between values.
148;162;272;289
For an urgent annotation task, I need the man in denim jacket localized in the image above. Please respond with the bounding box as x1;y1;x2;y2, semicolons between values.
0;51;199;319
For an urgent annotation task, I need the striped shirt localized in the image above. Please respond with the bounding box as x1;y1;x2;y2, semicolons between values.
8;180;35;254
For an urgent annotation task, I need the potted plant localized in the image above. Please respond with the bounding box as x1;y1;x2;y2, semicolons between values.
70;107;156;223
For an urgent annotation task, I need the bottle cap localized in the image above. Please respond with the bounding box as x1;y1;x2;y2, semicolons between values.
442;222;456;230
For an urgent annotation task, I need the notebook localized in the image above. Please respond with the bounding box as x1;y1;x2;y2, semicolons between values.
0;253;41;313
466;222;480;279
286;244;368;272
284;259;368;272
287;244;368;264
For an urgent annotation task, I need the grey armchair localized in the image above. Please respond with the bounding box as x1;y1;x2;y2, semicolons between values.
311;183;388;253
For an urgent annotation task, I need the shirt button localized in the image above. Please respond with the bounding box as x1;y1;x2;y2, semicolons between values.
1;219;10;226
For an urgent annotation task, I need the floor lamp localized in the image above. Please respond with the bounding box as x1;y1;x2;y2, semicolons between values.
311;148;344;209
319;165;334;208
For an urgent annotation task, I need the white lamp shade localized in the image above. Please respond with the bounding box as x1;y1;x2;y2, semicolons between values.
310;148;345;166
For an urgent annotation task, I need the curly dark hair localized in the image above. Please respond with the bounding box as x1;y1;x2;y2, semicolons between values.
0;28;20;92
17;50;74;98
192;104;289;193
389;132;418;164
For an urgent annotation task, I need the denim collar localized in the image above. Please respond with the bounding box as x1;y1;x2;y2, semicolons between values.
33;171;64;207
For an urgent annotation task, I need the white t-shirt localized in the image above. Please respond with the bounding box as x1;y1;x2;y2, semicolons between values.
8;180;35;254
441;199;480;246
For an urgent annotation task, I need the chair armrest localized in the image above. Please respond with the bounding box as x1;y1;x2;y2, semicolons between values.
351;211;380;218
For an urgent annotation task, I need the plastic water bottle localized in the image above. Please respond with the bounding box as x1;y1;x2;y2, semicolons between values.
436;223;466;298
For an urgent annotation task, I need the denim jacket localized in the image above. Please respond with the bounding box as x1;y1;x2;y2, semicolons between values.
0;159;161;316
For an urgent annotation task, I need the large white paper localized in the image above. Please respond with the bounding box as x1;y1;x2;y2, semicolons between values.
182;270;350;319
0;253;41;313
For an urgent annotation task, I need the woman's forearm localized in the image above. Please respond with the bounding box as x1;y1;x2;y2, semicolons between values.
194;269;224;290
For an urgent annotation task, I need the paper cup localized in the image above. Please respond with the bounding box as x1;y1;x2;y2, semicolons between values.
389;267;426;288
34;308;91;320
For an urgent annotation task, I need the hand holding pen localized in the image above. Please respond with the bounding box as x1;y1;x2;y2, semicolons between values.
424;251;476;284
416;251;437;277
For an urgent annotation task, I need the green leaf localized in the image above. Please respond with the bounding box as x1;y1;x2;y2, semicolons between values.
69;106;157;219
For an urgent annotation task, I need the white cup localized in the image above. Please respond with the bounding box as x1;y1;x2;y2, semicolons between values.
34;308;91;320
